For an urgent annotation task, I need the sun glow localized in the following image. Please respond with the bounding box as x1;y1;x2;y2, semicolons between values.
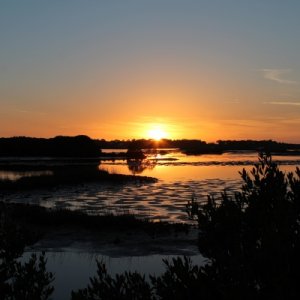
147;125;168;141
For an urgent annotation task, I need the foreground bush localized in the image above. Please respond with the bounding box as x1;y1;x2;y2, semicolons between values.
71;257;218;300
188;153;300;299
0;203;54;300
71;260;152;300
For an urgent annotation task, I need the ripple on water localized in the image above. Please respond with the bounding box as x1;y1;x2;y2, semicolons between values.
1;178;243;223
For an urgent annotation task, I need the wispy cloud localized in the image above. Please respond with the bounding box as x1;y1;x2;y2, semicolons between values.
264;101;300;106
17;110;47;116
220;115;298;128
260;69;297;84
224;99;240;104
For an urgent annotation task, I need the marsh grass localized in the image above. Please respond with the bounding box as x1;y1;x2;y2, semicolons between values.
0;165;157;191
0;202;189;237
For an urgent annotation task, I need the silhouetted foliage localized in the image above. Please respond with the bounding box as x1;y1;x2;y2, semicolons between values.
71;256;220;300
0;203;54;299
71;257;218;300
126;159;156;175
187;153;300;299
2;136;298;157
71;260;152;300
216;139;287;152
150;257;218;300
126;149;146;159
0;135;100;157
95;138;299;154
7;253;54;300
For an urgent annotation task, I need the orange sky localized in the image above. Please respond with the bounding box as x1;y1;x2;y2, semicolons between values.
1;1;300;142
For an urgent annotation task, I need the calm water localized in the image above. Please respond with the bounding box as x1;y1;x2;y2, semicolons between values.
22;251;206;300
2;151;300;222
100;150;300;179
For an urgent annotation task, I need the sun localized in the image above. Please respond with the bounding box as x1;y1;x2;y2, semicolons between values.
147;126;167;141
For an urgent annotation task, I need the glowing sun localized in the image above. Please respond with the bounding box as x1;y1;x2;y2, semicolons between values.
147;126;167;141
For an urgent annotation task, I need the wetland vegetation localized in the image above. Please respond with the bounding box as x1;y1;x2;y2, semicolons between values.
0;166;156;191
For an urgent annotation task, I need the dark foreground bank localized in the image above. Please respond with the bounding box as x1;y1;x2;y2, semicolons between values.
0;165;157;191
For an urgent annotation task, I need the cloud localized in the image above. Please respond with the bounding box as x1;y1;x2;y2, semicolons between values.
280;118;300;125
224;99;240;104
17;110;46;116
260;69;297;84
220;118;276;129
264;101;300;106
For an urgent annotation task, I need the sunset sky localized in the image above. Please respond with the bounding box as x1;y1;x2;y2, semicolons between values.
1;0;300;142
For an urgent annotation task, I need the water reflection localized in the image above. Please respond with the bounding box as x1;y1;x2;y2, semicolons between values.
0;170;53;181
126;159;157;175
3;151;300;223
100;150;300;180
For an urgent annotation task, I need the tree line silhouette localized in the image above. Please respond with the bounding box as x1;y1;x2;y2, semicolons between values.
96;138;297;154
1;135;299;157
0;136;100;157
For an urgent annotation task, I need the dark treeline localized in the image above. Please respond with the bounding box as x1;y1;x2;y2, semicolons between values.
1;136;300;157
217;139;287;152
0;135;100;157
96;138;300;154
95;138;207;150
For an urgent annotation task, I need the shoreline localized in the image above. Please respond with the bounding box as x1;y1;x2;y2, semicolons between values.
27;225;199;257
1;202;195;257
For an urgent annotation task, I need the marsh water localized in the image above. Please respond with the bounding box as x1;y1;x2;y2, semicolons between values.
4;150;300;299
2;150;300;223
22;251;206;300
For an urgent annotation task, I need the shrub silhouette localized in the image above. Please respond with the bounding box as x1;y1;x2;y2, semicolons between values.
0;203;54;299
71;257;219;300
150;257;218;300
71;260;152;300
187;153;300;299
6;253;54;300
